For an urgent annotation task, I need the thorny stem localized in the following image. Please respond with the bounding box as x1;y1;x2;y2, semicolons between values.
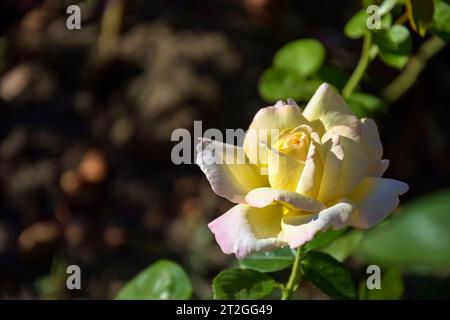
281;246;303;300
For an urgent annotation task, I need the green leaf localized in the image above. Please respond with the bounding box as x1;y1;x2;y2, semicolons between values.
273;39;325;77
320;230;364;262
316;65;349;91
379;0;399;16
359;268;404;300
431;0;450;42
344;9;392;39
301;252;356;299
406;0;435;36
359;189;450;273
373;25;412;56
347;92;386;117
344;10;368;39
240;247;294;273
258;67;321;102
304;228;348;252
379;51;409;69
374;25;411;70
115;260;192;300
212;269;275;300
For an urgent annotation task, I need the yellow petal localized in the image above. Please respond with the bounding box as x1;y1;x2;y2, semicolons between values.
243;102;310;166
318;134;368;203
267;146;304;192
296;136;324;198
302;83;358;132
317;136;343;203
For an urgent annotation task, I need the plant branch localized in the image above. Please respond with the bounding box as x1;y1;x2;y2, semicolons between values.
342;30;373;99
281;246;303;300
382;36;446;104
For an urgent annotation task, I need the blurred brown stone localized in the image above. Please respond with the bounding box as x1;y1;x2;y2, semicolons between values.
60;169;81;197
18;221;61;255
103;225;127;249
78;150;108;184
0;65;32;102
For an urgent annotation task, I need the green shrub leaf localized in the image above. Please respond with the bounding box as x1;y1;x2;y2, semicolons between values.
406;0;435;36
258;67;321;102
212;269;275;300
344;10;392;39
115;260;192;300
273;39;325;77
320;230;364;262
301;252;356;299
373;25;412;56
304;228;348;253
431;0;450;42
240;247;295;273
347;92;386;117
379;52;409;69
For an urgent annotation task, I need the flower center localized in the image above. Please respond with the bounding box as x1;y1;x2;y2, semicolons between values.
273;128;310;161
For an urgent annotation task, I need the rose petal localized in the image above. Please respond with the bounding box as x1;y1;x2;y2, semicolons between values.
349;177;409;228
318;134;368;203
302;83;357;133
374;159;390;177
281;201;355;248
267;146;304;192
296;137;324;198
243;103;309;166
360;118;383;175
245;187;326;212
196;138;268;203
208;204;285;259
317;136;343;203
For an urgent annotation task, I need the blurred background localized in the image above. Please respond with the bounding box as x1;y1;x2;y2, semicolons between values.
0;0;449;299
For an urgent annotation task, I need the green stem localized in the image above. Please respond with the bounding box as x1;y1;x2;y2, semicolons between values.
382;36;446;104
342;30;373;99
281;246;303;300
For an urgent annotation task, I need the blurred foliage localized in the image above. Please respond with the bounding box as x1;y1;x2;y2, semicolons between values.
406;0;435;37
258;0;449;117
358;267;404;300
115;260;192;300
359;189;450;273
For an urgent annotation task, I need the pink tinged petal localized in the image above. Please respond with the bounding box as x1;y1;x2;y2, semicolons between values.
208;204;285;259
243;103;310;166
281;201;355;248
349;177;409;229
196;138;268;203
302;83;357;132
245;187;326;212
360;118;383;175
